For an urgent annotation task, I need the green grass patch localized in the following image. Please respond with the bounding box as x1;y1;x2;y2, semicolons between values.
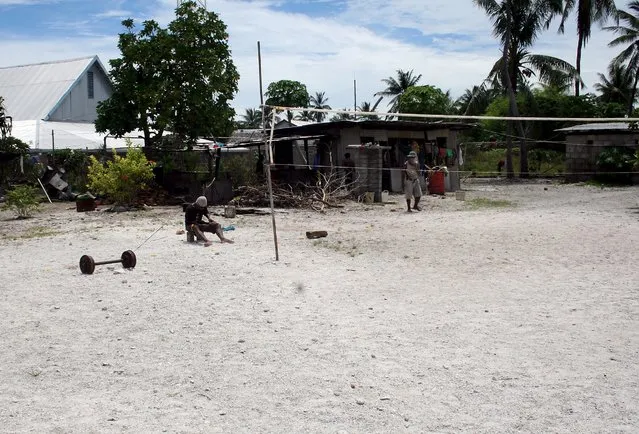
466;198;514;210
463;147;565;177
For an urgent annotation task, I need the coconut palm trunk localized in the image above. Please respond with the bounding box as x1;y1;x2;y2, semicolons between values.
502;25;529;178
575;33;584;96
629;69;639;115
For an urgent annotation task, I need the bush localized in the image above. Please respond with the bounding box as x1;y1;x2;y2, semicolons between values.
87;143;155;205
0;136;30;188
595;146;635;185
2;184;40;218
51;149;89;191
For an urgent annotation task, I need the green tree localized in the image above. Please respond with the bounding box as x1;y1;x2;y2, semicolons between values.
309;91;331;122
397;85;454;117
265;80;309;122
96;1;239;148
605;1;639;115
455;85;501;115
240;108;262;129
595;63;635;106
375;69;422;113
474;0;565;178
357;96;384;120
330;110;355;122
294;110;315;122
559;0;617;96
0;96;11;140
483;87;623;144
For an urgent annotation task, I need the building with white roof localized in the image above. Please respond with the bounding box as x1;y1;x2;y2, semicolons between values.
0;55;124;150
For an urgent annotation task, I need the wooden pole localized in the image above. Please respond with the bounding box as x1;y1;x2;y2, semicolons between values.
51;129;55;166
37;178;52;204
266;110;279;261
258;41;265;130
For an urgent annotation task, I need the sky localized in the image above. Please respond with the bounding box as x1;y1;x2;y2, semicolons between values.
0;0;627;116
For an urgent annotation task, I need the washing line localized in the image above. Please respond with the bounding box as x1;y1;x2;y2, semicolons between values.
263;105;639;123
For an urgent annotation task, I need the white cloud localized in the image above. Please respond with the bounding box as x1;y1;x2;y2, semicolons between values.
0;0;626;117
95;9;132;19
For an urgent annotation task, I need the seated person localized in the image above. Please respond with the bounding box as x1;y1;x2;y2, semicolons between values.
185;196;233;247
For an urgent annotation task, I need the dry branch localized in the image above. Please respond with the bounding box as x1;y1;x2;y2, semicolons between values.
235;167;358;211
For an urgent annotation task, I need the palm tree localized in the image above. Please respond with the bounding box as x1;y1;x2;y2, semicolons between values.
455;85;501;115
240;108;262;129
309;91;331;122
605;1;639;115
375;69;422;112
475;0;564;178
330;109;355;122
357;96;384;120
294;110;315;122
594;63;635;106
486;48;580;94
559;0;617;96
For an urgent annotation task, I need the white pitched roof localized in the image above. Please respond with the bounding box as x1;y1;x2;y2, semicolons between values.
0;56;102;121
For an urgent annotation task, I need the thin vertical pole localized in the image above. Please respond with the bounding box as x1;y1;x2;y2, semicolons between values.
258;41;265;130
353;79;357;120
266;109;279;261
51;129;55;165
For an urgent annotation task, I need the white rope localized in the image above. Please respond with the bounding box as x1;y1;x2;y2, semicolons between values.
267;162;634;176
263;105;639;123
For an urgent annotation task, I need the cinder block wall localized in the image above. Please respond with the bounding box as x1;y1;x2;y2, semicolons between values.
566;133;639;182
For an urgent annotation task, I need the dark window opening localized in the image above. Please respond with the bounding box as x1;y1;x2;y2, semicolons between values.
87;71;94;99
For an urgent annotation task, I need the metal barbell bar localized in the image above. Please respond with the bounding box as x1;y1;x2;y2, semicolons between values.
79;250;137;275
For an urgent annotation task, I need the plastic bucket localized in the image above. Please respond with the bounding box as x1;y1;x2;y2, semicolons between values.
381;190;389;202
224;205;236;218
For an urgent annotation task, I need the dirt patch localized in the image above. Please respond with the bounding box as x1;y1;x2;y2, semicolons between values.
0;180;638;432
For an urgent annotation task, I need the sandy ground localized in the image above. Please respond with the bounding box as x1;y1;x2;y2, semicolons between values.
0;179;638;433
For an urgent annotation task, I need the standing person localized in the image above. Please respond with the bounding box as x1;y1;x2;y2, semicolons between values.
343;152;355;185
185;196;234;247
402;151;422;212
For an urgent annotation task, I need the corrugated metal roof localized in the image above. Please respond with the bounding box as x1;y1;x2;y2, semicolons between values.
0;56;97;121
556;122;633;133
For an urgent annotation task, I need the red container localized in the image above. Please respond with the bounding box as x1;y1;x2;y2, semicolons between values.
76;198;96;212
428;171;446;195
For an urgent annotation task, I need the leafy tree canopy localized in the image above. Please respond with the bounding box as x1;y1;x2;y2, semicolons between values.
397;85;454;116
96;1;239;148
265;80;309;122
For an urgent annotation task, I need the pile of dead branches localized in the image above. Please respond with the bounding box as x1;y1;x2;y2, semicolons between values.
235;168;357;211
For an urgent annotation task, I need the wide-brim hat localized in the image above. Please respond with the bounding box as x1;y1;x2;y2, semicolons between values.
407;151;417;158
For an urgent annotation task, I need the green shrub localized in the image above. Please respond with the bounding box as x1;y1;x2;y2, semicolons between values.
87;143;155;205
2;184;40;218
51;149;89;190
0;136;30;188
595;147;634;185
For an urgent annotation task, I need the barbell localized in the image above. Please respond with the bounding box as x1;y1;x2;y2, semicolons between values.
80;250;137;275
